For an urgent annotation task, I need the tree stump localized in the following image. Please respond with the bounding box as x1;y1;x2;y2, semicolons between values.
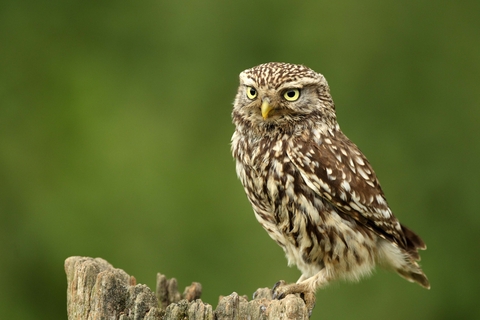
65;256;309;320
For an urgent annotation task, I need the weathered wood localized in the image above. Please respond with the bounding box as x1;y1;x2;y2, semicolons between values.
65;256;309;320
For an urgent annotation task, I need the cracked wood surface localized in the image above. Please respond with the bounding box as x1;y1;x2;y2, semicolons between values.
65;256;309;320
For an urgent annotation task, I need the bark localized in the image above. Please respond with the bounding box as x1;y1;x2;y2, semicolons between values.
65;256;309;320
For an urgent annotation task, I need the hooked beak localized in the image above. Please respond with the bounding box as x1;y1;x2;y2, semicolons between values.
261;100;274;120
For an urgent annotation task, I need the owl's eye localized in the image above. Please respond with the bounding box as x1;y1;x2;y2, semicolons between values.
283;89;300;101
246;86;257;100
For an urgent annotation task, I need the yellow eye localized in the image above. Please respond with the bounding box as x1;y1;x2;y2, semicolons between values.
284;89;300;101
246;86;257;100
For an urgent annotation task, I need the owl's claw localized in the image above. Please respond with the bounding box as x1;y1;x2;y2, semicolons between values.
272;280;287;299
271;280;316;316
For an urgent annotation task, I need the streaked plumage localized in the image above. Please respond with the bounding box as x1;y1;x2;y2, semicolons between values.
231;62;429;314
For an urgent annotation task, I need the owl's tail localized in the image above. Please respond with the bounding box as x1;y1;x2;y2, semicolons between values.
395;224;430;289
395;266;430;289
401;223;426;261
377;227;430;289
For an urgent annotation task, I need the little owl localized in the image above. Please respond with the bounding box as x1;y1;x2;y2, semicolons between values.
231;62;429;314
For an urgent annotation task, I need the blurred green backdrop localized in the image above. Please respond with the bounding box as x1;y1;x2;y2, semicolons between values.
1;1;479;319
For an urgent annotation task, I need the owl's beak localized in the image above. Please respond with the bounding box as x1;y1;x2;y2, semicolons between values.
261;100;274;119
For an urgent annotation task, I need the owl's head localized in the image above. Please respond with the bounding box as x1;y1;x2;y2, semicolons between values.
232;62;336;133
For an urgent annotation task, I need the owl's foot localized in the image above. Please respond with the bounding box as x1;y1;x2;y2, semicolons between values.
272;280;316;316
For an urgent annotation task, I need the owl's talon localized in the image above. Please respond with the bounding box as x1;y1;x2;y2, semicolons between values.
272;280;286;299
271;280;293;300
271;280;316;315
272;280;287;299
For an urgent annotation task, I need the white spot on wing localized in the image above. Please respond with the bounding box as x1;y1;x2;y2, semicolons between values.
376;194;386;205
349;157;355;168
350;202;361;211
326;167;336;181
317;178;331;194
357;166;370;180
341;180;351;192
334;153;342;162
382;209;392;218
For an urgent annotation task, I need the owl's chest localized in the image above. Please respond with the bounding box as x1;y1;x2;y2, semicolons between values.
240;138;301;206
243;137;286;179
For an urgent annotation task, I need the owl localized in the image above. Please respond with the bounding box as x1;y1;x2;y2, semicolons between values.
231;62;429;314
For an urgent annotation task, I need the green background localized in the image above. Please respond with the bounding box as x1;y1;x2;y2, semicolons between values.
1;1;479;319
